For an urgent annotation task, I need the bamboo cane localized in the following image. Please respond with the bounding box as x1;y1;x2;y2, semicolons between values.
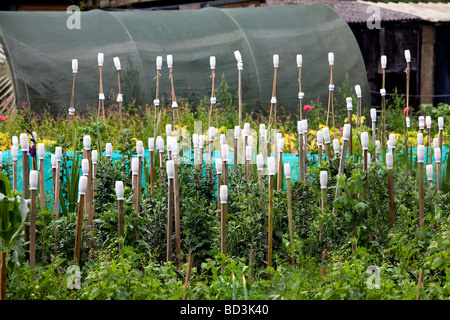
285;164;295;266
54;147;62;233
298;121;304;181
416;268;425;300
234;51;243;128
438;117;444;152
297;54;303;120
166;160;175;262
277;138;284;190
208;56;216;129
182;252;195;300
153;56;162;139
381;55;387;154
81;158;92;250
21;135;30;255
29;170;37;281
386;152;395;225
334;125;350;204
361;132;369;200
242;123;250;166
354;85;362;138
434;147;441;191
37;144;45;208
113;57;123;130
98;53;105;122
51;154;56;199
115;181;124;254
234;126;240;171
136;141;144;214
267;157;275;278
220;185;228;258
131;157;139;214
317;131;323;166
405;50;411;119
11;146;18;191
417;145;425;230
173;152;181;270
269;54;279;128
148;138;155;189
222;144;229;186
319;170;328;280
346;97;353;157
208;127;215;165
371;108;377;145
69;59;77;118
83;136;94;245
216;158;223;211
326;52;334;131
426;116;432;164
74;176;87;264
302;120;308;181
321;127;331;166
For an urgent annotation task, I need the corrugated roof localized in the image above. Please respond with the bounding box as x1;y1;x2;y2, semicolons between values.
264;1;421;23
329;1;420;23
359;1;450;22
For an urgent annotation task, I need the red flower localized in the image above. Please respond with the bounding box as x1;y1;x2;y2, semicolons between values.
403;107;410;116
0;115;5;121
340;126;344;132
303;105;312;112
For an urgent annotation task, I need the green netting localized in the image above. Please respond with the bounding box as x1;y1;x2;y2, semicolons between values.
0;3;369;115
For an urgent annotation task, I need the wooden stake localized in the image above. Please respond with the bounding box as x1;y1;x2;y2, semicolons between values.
267;173;274;277
54;159;61;225
149;150;154;189
74;193;85;264
173;159;181;270
299;131;304;181
29;187;36;281
286;176;295;266
13;159;17;192
39;158;45;208
416;268;425;300
83;150;94;248
277;152;283;190
324;142;332;166
238;67;242;128
221;202;228;257
417;145;425;230
167;176;174;263
182;252;195;300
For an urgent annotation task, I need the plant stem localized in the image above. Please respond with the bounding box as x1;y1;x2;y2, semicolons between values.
74;194;85;263
117;199;124;254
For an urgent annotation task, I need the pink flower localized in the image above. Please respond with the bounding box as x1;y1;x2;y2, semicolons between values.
340;127;344;132
0;115;5;121
303;105;312;112
403;107;410;116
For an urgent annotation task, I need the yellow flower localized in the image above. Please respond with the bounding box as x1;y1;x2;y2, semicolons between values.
0;132;9;151
283;133;296;153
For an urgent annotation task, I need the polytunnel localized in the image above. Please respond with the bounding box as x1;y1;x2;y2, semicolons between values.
0;3;370;116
